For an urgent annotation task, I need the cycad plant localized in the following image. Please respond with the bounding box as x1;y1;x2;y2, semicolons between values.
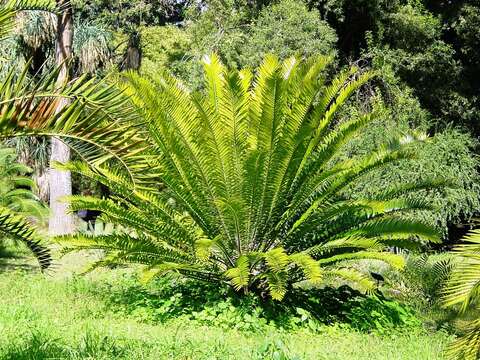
58;54;442;300
442;229;480;360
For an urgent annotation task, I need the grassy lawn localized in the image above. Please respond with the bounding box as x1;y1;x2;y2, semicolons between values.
0;254;451;360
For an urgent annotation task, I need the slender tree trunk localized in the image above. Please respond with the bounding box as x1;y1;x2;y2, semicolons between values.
122;31;141;70
48;1;74;235
34;169;49;203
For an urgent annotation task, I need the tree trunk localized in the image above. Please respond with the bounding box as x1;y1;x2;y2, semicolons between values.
121;31;141;70
48;1;74;235
34;169;49;203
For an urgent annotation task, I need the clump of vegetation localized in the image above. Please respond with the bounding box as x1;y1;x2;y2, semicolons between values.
57;54;443;301
1;1;480;359
85;272;419;333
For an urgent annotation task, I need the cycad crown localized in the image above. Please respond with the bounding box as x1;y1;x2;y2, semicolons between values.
58;54;441;300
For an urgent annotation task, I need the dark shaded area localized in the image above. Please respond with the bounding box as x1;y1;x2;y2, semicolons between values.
79;276;416;331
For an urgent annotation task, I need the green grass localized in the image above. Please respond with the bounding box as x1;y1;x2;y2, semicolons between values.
0;257;452;360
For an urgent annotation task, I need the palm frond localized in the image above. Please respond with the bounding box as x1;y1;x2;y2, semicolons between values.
0;205;50;269
443;230;480;312
0;0;55;42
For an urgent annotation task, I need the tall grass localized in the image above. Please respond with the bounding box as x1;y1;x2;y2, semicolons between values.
0;268;451;360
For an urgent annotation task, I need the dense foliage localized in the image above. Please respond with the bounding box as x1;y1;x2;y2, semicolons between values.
4;0;477;240
0;0;480;358
115;0;480;241
57;55;444;300
90;273;421;333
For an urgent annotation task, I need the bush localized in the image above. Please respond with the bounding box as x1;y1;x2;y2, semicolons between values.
164;0;337;87
87;273;422;333
344;295;421;333
340;89;480;238
139;25;191;79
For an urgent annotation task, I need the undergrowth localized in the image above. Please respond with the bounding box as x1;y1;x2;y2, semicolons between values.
0;268;451;359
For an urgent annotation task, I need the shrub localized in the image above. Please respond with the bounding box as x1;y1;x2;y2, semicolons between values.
87;273;421;333
344;295;421;333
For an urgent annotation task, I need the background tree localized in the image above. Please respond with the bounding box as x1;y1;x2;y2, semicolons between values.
306;0;479;134
0;5;116;205
72;0;187;70
48;0;74;235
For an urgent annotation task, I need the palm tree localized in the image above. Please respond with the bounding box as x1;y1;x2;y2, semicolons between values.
57;54;442;300
48;0;75;235
0;0;53;269
1;2;115;222
0;0;139;269
442;229;480;360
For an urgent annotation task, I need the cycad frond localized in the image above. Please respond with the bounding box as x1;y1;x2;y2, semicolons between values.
441;230;480;359
318;251;405;269
443;230;480;312
323;268;376;293
289;252;322;284
225;255;250;291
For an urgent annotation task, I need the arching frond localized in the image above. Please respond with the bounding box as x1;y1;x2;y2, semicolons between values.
289;252;322;284
0;0;56;42
0;205;50;269
0;66;147;187
445;318;480;360
322;268;376;293
443;230;480;311
441;230;480;359
318;251;405;270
